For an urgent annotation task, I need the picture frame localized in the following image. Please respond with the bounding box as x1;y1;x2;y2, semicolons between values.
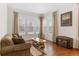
61;11;72;26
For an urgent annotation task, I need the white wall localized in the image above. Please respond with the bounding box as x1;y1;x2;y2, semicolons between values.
7;7;14;33
0;4;7;39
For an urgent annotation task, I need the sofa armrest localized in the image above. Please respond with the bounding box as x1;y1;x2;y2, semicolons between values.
1;43;31;55
1;45;14;55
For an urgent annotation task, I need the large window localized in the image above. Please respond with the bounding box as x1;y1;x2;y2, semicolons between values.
18;14;40;39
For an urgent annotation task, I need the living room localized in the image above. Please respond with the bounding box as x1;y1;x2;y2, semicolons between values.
0;3;79;56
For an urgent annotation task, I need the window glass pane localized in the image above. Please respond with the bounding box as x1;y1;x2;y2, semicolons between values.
19;16;26;35
26;17;40;39
43;16;52;40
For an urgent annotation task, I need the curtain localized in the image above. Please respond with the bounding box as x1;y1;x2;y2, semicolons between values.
78;5;79;48
13;12;19;34
53;11;58;42
39;16;43;39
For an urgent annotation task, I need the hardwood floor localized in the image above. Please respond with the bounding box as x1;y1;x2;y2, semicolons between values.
44;40;79;56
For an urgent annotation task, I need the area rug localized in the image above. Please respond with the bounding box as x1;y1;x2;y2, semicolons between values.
30;46;45;56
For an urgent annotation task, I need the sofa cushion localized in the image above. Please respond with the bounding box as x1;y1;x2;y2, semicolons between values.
12;33;22;38
12;38;25;45
12;34;18;38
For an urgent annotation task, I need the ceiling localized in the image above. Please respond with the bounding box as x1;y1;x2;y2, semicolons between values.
8;3;75;14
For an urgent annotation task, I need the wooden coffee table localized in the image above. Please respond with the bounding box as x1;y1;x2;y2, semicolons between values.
31;39;46;56
32;40;45;49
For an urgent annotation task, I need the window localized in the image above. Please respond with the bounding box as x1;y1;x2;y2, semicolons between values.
43;17;53;40
19;16;26;35
27;18;40;38
18;14;40;39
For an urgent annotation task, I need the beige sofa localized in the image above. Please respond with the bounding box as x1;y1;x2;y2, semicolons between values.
0;34;31;56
